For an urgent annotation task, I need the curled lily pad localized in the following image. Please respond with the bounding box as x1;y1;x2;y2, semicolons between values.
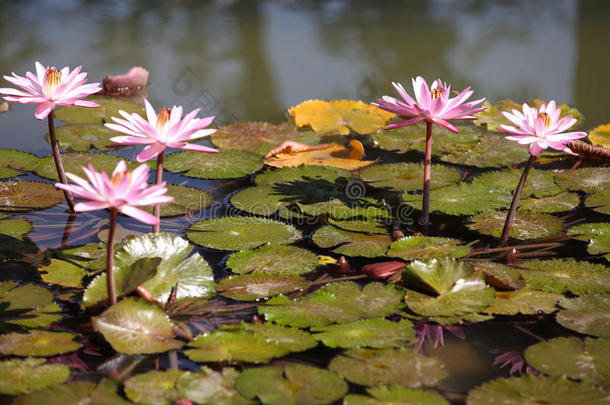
54;95;145;124
185;322;317;363
311;318;415;349
34;152;133;181
176;367;252;405
38;259;88;288
236;363;348;405
586;189;610;215
187;216;301;251
473;168;563;198
212;121;320;155
525;337;610;386
556;294;610;338
344;386;449;405
260;281;404;328
466;374;609;405
329;347;447;388
92;297;183;354
518;259;610;295
0;180;64;212
388;236;470;261
142;183;213;217
472;261;525;290
0;330;82;356
124;369;184;405
164;149;263;179
312;222;393;258
402;258;474;295
517;191;580;214
50;124;117;151
216;273;309;301
226;244;318;275
568;223;610;261
484;289;561;315
0;217;32;238
0;149;39;179
0;281;62;328
402;183;512;216
555;167;610;193
0;358;69;395
359;162;461;192
467;210;563;240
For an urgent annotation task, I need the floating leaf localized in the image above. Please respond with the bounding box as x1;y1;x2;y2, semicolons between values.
484;289;561;315
568;223;610;261
0;217;32;238
0;330;81;356
440;135;530;168
260;281;404;328
518;259;610;295
586;189;610;215
34;152;132;181
187;216;301;251
55;95;145;124
185;322;316;363
401;258;475;295
211;121;320;155
12;381;96;405
474;261;525;290
525;337;610;387
555;167;610;193
124;369;184;405
0;149;39;179
141;183;213;217
226;244;318;275
311;318;415;349
38;259;88;288
468;210;563;240
402;183;512;216
466;374;608;405
90;378;132;405
0;281;62;328
92;297;183;354
0;180;64;212
230;185;307;219
176;367;252;405
216;273;308;301
312;222;393;258
0;358;69;395
50;124;117;151
288;99;395;136
329;348;447;388
556;294;610;338
359;162;461;192
473;168;563;198
164;149;263;179
388;236;470;260
589;123;610;149
264;139;376;170
518;191;580;214
344;386;449;405
0;234;38;261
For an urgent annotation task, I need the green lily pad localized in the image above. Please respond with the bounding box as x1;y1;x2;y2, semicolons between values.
388;236;470;260
164;149;263;179
0;358;69;395
402;183;512;216
440;135;531;168
568;223;610;261
176;367;253;405
38;259;88;288
55;95;146;125
216;273;308;301
0;217;32;238
11;381;96;405
473;168;563;198
52;242;107;270
472;261;525;290
466;374;609;405
211;121;320;155
141;183;213;217
260;281;404;328
236;364;348;405
0;149;39;179
92;297;183;354
0;330;82;356
312;221;392;258
344;386;449;405
525;337;610;387
0;281;62;328
312;318;415;349
555;167;610;193
226;244;318;275
50;124;117;152
359;163;461;192
467;210;563;240
518;259;610;295
185;322;317;363
329;347;447;388
34;152;135;181
124;369;184;405
586;189;610;215
0;180;64;212
518;191;580;214
187;216;301;251
230;185;307;219
484;289;561;315
556;294;610;338
89;379;132;405
401;258;475;295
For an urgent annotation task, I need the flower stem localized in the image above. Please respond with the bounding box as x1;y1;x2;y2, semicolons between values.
48;113;76;213
421;121;433;232
152;152;164;233
106;208;118;305
500;154;536;244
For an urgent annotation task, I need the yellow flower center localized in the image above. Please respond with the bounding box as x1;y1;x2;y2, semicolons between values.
537;112;551;129
430;88;443;100
155;108;171;131
43;67;62;98
111;170;131;187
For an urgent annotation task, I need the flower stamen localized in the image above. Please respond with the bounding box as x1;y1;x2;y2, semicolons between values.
537;112;551;130
43;67;62;98
111;170;130;187
431;88;443;100
155;108;171;131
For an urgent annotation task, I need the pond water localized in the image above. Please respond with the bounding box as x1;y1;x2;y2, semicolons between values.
1;1;610;404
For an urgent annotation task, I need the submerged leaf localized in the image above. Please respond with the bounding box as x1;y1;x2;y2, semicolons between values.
0;180;64;212
518;259;610;295
359;162;461;192
468;210;563;240
0;330;82;356
556;294;610;338
164;149;263;179
311;318;415;349
226;244;318;275
0;358;69;395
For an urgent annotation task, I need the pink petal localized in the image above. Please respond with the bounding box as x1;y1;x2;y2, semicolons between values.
177;143;219;153
120;205;159;225
34;101;55;119
136;143;166;162
74;201;110;212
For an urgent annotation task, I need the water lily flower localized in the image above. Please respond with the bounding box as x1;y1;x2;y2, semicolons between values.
492;349;538;376
372;77;485;228
0;61;101;119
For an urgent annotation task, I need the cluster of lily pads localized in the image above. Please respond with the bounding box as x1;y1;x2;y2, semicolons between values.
0;64;609;405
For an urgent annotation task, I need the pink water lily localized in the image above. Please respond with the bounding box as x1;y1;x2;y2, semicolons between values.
372;76;486;133
0;61;101;119
55;160;173;225
105;98;218;162
499;101;587;156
